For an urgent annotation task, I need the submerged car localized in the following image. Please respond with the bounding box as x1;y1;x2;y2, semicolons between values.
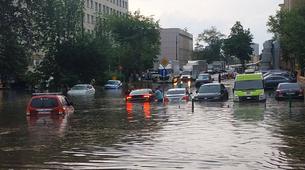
26;93;74;116
193;83;229;101
164;88;190;103
275;83;304;100
233;73;266;102
104;80;122;89
264;75;292;89
126;89;156;102
67;84;95;96
195;73;213;88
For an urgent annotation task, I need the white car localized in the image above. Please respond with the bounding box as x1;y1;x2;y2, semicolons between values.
104;80;122;89
67;84;95;96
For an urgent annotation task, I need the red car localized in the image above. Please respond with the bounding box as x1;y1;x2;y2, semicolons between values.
126;89;156;102
26;93;74;116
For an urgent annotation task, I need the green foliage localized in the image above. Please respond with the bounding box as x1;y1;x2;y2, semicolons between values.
223;21;253;69
98;11;161;77
193;27;225;63
0;0;32;81
268;7;305;69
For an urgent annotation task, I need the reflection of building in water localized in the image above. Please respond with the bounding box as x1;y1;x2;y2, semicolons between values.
233;103;265;122
126;102;133;120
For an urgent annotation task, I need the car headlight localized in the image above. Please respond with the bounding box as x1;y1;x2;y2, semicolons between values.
233;95;239;101
259;94;266;100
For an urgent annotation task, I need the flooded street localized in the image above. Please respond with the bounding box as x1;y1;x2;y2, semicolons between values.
1;84;305;169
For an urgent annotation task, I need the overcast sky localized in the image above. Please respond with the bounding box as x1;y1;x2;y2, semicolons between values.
129;0;282;51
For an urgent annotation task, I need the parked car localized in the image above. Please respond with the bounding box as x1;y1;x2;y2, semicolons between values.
164;88;190;103
193;83;229;101
275;83;304;100
195;73;213;88
26;93;74;116
104;80;122;89
67;84;95;96
126;89;156;102
264;75;292;89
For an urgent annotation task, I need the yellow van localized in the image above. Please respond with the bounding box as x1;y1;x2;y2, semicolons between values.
233;73;266;102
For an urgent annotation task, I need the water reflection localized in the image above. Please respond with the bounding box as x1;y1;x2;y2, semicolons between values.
233;103;265;121
26;114;70;138
126;102;152;120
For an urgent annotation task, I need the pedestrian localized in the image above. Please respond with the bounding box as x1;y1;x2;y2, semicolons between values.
154;86;163;102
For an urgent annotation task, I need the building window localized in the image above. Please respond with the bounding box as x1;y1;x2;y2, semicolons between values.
90;0;93;9
103;5;106;14
86;0;89;8
87;14;90;23
95;2;98;11
99;3;101;12
91;15;94;24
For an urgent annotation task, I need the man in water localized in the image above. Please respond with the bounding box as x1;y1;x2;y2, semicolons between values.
154;86;163;102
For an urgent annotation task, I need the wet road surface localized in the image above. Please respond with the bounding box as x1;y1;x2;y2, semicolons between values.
1;83;305;169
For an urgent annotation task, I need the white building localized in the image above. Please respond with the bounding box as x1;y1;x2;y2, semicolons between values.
158;28;193;69
83;0;129;32
250;43;260;63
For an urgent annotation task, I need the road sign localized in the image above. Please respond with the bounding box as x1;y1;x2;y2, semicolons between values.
160;57;169;67
160;69;167;77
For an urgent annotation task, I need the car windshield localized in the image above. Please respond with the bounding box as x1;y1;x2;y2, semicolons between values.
31;97;58;108
71;85;87;90
278;83;300;89
107;80;118;85
130;89;151;95
234;80;264;90
167;89;185;95
199;85;220;93
198;75;209;80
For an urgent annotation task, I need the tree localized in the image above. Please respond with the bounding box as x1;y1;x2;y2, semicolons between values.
267;7;305;72
193;27;225;63
0;0;33;85
99;11;160;79
223;21;253;70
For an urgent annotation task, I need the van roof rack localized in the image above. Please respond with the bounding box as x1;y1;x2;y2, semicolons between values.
32;92;63;96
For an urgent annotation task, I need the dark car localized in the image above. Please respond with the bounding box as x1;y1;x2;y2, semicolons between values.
195;73;213;88
264;75;292;89
193;83;229;101
26;93;74;116
275;83;304;100
126;89;156;102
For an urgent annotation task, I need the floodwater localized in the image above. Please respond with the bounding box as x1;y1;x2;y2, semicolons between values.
0;86;305;169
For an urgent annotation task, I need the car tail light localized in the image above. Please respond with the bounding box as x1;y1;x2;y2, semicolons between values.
299;89;304;96
53;107;64;115
126;95;132;100
144;94;152;98
276;90;281;94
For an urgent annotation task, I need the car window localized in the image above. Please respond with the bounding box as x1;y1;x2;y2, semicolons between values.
72;85;87;90
199;85;220;93
167;89;185;95
31;97;58;108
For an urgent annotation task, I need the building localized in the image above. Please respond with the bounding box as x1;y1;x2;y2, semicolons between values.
280;0;305;10
83;0;129;32
250;43;260;63
157;28;193;69
261;40;281;70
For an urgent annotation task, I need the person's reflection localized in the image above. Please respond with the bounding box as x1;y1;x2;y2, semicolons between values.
126;102;133;121
143;102;151;120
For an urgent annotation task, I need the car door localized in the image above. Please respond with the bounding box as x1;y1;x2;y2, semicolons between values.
221;84;228;99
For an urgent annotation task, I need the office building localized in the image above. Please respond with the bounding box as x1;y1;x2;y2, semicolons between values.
158;28;193;69
83;0;129;32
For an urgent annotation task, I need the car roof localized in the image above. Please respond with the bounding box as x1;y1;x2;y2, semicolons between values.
31;95;62;99
131;88;152;92
73;84;91;86
201;83;222;86
236;73;263;81
167;88;186;91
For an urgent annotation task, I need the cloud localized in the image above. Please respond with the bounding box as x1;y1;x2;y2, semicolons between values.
130;0;282;50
